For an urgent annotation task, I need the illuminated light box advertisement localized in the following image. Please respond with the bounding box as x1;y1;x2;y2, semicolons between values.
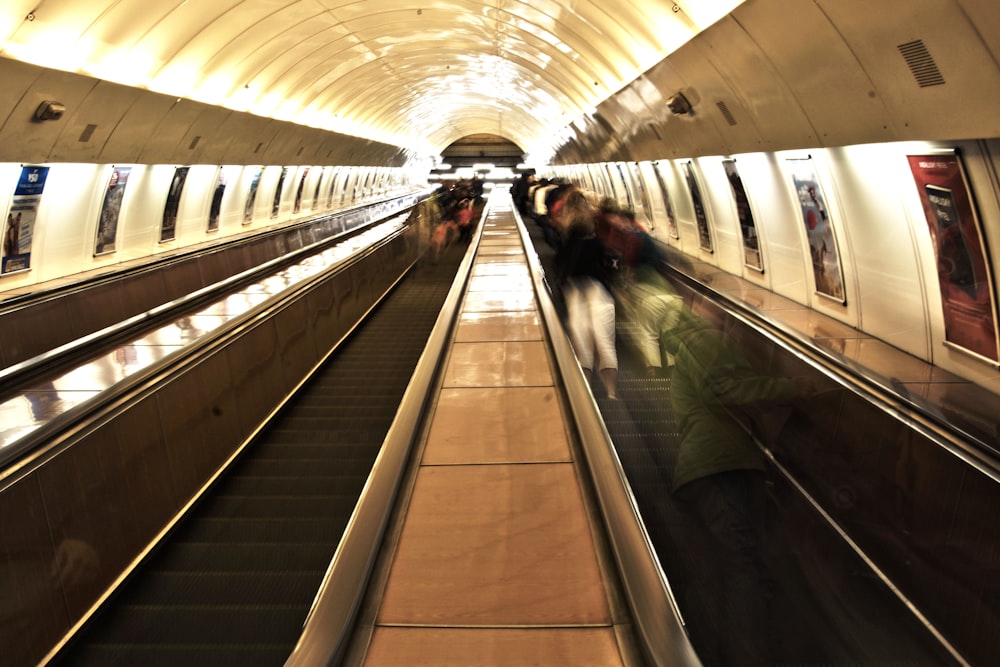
208;168;226;232
683;161;713;252
789;158;846;303
272;167;288;218
244;167;262;224
161;166;189;242
724;159;763;272
95;166;131;255
2;165;49;275
908;152;998;362
294;167;309;214
653;162;679;239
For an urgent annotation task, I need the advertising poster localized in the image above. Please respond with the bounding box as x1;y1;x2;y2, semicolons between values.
312;167;325;211
326;168;339;209
628;162;653;227
244;167;262;224
293;167;309;214
723;159;763;272
95;166;131;255
272;167;288;218
789;158;845;303
907;152;998;361
653;162;679;239
2;165;49;275
207;168;226;232
683;161;713;252
161;166;189;242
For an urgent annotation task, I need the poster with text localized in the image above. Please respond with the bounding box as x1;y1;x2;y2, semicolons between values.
95;166;131;255
2;166;48;275
208;168;226;232
653;162;678;239
724;159;763;272
683;161;713;252
789;158;845;302
161;166;189;242
244;168;262;224
908;152;998;361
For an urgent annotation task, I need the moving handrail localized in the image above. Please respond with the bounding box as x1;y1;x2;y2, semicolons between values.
284;196;484;667
657;252;984;665
662;258;1000;484
284;195;701;666
0;213;415;472
512;207;701;667
0;190;430;371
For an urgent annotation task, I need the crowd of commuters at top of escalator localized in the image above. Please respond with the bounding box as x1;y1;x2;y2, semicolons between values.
426;177;485;261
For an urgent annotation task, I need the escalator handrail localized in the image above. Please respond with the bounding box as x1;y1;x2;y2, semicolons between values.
283;194;487;667
511;205;703;667
0;197;425;400
0;189;429;315
660;254;1000;485
0;218;413;479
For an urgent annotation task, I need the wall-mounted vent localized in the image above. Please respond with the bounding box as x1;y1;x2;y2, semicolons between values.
716;101;737;126
78;124;97;142
898;39;945;87
188;135;201;150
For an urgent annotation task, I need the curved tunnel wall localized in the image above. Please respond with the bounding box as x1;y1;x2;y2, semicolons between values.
0;157;418;292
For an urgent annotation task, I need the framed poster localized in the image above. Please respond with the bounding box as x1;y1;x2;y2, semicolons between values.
207;168;226;232
244;167;262;224
293;167;309;214
907;152;998;362
312;167;324;211
788;157;846;303
652;162;678;239
161;166;189;242
95;166;131;255
723;159;763;272
683;161;713;252
272;167;288;218
2;165;48;275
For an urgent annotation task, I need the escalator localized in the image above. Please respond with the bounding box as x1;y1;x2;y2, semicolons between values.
50;241;468;666
521;216;958;666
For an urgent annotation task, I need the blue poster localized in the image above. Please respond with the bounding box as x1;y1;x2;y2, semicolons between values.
2;166;49;275
789;158;845;302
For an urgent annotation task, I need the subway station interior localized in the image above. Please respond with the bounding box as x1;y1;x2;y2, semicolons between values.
2;1;1000;665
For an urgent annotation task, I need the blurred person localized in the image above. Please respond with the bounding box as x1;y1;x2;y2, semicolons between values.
660;299;804;665
555;189;619;399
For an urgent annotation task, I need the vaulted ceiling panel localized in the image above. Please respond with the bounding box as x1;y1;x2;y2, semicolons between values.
0;0;745;160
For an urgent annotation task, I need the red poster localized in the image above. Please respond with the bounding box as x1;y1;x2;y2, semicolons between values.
908;153;998;362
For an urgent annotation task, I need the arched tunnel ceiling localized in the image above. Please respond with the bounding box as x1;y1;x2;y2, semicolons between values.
0;0;743;160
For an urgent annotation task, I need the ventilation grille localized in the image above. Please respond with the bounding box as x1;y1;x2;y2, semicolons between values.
898;39;945;87
716;101;737;126
79;124;97;142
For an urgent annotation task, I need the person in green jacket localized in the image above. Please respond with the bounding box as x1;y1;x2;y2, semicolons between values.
662;302;801;665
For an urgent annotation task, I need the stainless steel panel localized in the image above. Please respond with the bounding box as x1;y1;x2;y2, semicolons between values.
156;352;242;502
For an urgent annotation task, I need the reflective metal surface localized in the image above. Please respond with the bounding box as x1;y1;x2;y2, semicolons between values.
0;219;404;454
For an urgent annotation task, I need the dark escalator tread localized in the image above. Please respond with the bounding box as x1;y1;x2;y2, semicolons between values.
62;644;293;667
54;244;467;666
